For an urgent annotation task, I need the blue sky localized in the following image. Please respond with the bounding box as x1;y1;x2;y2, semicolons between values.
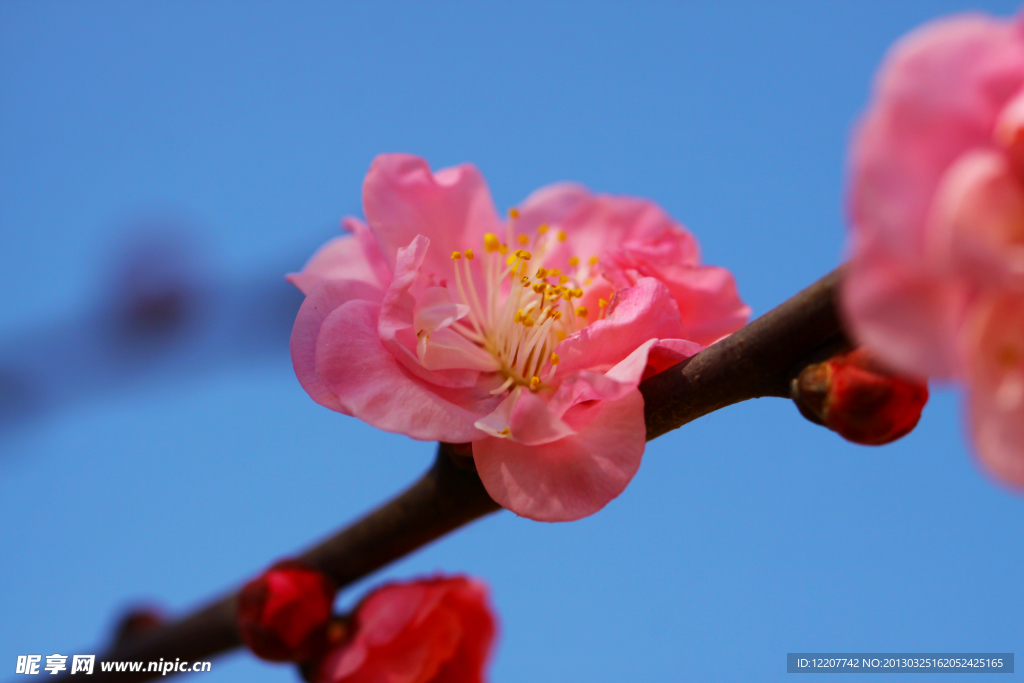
1;2;1021;681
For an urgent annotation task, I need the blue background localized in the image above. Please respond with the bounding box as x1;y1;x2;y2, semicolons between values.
1;2;1021;681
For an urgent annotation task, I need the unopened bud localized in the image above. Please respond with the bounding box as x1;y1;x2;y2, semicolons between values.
791;348;928;446
236;559;337;662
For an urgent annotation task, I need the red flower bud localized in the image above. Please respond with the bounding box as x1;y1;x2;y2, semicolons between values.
315;575;497;683
237;560;337;662
791;347;929;445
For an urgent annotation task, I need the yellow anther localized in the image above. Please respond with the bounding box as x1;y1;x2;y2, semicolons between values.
520;251;532;261
557;230;567;242
550;352;561;365
532;283;547;294
508;207;520;219
464;248;474;260
573;288;583;298
558;274;569;284
550;286;565;295
576;306;589;318
589;255;599;266
451;251;462;260
484;233;500;252
513;310;523;323
499;427;511;436
522;316;535;328
568;256;580;267
537;223;549;235
557;330;567;341
549;269;562;277
585;278;592;286
598;298;608;308
520;275;530;284
551;310;563;320
529;376;541;389
535;267;548;278
517;234;530;245
498;244;509;255
562;291;573;301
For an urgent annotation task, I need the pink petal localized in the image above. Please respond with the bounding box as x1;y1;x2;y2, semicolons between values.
548;338;703;417
604;337;703;386
378;235;482;389
927;149;1024;289
555;277;685;377
562;195;699;270
641;338;705;380
964;293;1024;488
513;182;594;234
850;13;1024;262
473;389;646;522
319;640;368;681
287;218;392;295
547;369;635;418
363;154;502;279
666;265;750;345
358;583;427;646
414;286;470;332
314;298;496;443
418;327;500;372
474;386;575;446
290;279;386;415
602;248;749;346
842;230;968;379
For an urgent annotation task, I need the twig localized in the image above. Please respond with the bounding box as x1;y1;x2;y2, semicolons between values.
52;267;849;683
641;266;848;439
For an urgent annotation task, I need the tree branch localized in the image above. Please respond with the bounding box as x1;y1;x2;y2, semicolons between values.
642;266;849;439
54;267;849;683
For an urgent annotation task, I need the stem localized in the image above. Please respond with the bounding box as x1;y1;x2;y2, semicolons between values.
54;267;849;683
642;266;849;440
73;445;499;683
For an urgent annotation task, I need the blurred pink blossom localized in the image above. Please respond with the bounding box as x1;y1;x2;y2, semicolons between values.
316;576;496;683
844;11;1024;485
290;154;749;521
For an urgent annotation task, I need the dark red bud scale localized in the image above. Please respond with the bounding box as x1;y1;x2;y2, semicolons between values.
236;559;338;662
791;347;929;446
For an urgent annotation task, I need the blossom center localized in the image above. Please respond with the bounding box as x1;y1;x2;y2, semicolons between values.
444;215;602;394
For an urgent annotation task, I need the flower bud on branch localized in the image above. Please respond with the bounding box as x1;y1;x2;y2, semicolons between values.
791;348;929;445
236;560;337;662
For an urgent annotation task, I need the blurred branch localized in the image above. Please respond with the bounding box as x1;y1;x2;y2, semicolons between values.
53;267;849;683
74;445;498;683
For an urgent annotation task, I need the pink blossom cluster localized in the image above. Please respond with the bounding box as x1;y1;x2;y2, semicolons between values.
844;11;1024;486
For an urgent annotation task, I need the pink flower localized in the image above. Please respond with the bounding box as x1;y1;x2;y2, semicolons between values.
843;11;1024;485
315;576;496;683
289;154;749;521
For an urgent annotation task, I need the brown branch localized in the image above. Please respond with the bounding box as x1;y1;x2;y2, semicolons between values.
53;267;849;683
641;266;849;439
